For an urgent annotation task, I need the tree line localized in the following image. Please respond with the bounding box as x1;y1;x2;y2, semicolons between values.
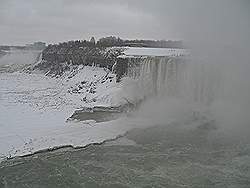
45;36;184;49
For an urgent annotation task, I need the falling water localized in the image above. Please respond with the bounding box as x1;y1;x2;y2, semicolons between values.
124;56;222;108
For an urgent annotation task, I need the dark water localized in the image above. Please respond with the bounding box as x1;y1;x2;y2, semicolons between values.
69;107;124;123
1;121;250;188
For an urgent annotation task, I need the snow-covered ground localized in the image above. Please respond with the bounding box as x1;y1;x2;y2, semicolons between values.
0;66;152;161
0;47;190;162
120;47;188;58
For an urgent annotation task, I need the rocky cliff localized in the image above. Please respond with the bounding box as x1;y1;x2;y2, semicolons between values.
33;44;126;77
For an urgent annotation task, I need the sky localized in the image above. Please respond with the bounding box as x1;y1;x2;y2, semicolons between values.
0;0;249;45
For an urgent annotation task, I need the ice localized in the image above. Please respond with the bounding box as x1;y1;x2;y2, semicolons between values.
0;67;146;161
121;47;189;57
0;49;191;162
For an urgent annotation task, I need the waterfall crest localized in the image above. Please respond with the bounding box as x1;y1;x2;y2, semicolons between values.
124;56;220;106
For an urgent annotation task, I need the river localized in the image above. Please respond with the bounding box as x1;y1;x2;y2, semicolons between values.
1;120;250;188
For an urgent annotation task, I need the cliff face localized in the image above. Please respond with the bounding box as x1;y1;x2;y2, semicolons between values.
33;44;144;82
34;42;125;76
113;57;142;82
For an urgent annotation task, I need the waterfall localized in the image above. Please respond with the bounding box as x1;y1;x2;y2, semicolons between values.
125;57;181;96
124;56;220;106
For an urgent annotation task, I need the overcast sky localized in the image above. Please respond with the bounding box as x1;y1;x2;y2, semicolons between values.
0;0;249;45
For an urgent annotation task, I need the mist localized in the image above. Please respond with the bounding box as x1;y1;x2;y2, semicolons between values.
135;0;250;134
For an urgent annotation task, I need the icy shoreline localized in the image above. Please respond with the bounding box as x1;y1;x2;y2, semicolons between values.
0;47;190;162
0;66;152;162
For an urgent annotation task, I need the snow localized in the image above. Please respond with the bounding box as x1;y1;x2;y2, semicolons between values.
0;66;150;162
0;47;190;162
120;47;189;57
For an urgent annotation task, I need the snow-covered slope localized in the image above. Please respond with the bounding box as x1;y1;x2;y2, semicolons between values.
0;65;149;161
0;47;190;161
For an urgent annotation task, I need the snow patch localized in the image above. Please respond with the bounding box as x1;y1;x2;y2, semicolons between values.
0;65;149;161
120;47;189;57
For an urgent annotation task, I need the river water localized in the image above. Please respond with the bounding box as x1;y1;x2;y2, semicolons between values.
1;120;250;188
1;49;250;187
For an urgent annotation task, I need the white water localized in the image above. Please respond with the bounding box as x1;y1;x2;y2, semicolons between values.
123;52;250;137
125;56;215;105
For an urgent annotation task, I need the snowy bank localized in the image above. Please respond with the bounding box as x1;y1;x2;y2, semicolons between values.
0;65;151;161
0;47;190;162
120;47;189;58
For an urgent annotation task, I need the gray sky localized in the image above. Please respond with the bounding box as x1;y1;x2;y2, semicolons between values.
0;0;249;45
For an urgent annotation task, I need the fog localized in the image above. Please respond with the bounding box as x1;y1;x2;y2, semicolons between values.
185;0;250;133
135;0;250;134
